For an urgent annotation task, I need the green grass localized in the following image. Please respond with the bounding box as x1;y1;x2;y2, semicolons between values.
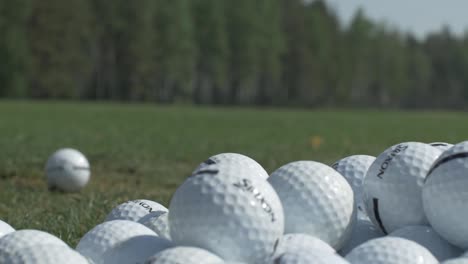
0;100;466;246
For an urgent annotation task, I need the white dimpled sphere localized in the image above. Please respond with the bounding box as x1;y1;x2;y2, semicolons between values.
139;211;171;240
145;246;223;264
268;161;354;250
0;220;14;238
102;235;173;264
105;199;168;222
45;148;90;192
430;142;454;151
339;218;384;256
169;164;284;263
346;237;438;264
389;225;461;261
274;233;335;257
364;142;441;234
273;251;350;264
442;258;468;264
196;153;269;180
332;155;376;220
423;141;468;249
76;220;157;264
0;230;68;262
8;244;88;264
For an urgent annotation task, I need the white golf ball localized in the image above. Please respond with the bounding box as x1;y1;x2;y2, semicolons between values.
332;155;376;220
339;218;384;256
76;220;157;264
145;246;223;264
272;251;350;264
389;225;461;261
423;141;468;249
102;235;173;264
169;164;284;263
45;148;90;192
268;161;354;250
139;211;171;240
0;220;14;238
429;142;454;151
196;152;269;180
0;230;68;263
7;244;88;264
105;199;168;222
364;142;441;234
345;237;438;264
442;258;468;264
274;233;335;257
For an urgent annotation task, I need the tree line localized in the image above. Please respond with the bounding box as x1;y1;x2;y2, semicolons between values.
1;0;468;108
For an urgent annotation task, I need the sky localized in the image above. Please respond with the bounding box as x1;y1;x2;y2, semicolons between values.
325;0;468;38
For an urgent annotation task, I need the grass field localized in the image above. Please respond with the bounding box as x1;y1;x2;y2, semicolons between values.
0;101;466;246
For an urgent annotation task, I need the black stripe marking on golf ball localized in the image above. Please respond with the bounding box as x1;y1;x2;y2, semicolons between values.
373;198;388;234
426;152;468;178
430;143;449;147
203;158;217;165
193;169;219;176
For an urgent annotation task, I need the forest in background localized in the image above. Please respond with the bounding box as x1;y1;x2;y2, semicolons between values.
1;0;468;108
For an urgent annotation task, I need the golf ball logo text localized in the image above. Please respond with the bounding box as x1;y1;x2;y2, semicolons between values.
131;200;155;213
377;144;408;179
232;178;277;223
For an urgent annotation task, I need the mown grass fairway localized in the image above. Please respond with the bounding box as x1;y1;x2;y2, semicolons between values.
0;101;466;246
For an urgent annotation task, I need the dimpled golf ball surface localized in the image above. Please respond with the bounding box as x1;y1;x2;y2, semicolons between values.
0;220;14;238
389;225;461;261
102;235;173;264
430;142;454;151
105;199;168;222
8;244;88;264
345;237;438;264
273;251;350;264
268;161;354;250
139;211;171;240
364;142;441;234
0;230;68;262
332;155;376;220
423;141;468;249
274;233;335;257
196;152;269;180
169;164;284;262
45;148;90;192
145;246;223;264
339;218;384;256
76;220;157;264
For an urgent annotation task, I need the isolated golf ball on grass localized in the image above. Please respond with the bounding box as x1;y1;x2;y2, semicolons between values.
45;148;90;192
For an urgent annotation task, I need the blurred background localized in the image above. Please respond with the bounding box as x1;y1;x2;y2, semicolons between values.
1;0;468;108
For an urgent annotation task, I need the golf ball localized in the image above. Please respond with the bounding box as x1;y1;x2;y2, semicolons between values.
345;237;438;264
268;161;354;250
442;258;468;264
139;211;171;240
169;164;284;263
429;142;453;151
339;218;384;256
45;148;90;192
0;220;14;238
7;244;88;264
105;199;168;222
332;155;376;220
274;233;335;257
272;251;350;264
364;142;441;233
145;246;223;264
423;140;468;249
196;153;269;180
389;225;461;261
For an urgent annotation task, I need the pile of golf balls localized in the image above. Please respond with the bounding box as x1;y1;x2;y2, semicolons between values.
2;141;468;263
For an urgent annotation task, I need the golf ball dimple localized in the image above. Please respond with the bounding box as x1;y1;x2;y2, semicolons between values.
272;251;350;264
423;141;468;249
169;164;284;263
76;220;158;264
332;155;376;220
7;244;88;264
389;225;461;261
273;233;335;257
105;199;168;222
45;148;90;192
145;246;223;264
364;142;441;234
0;220;14;238
268;161;354;250
345;237;438;264
196;153;269;180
